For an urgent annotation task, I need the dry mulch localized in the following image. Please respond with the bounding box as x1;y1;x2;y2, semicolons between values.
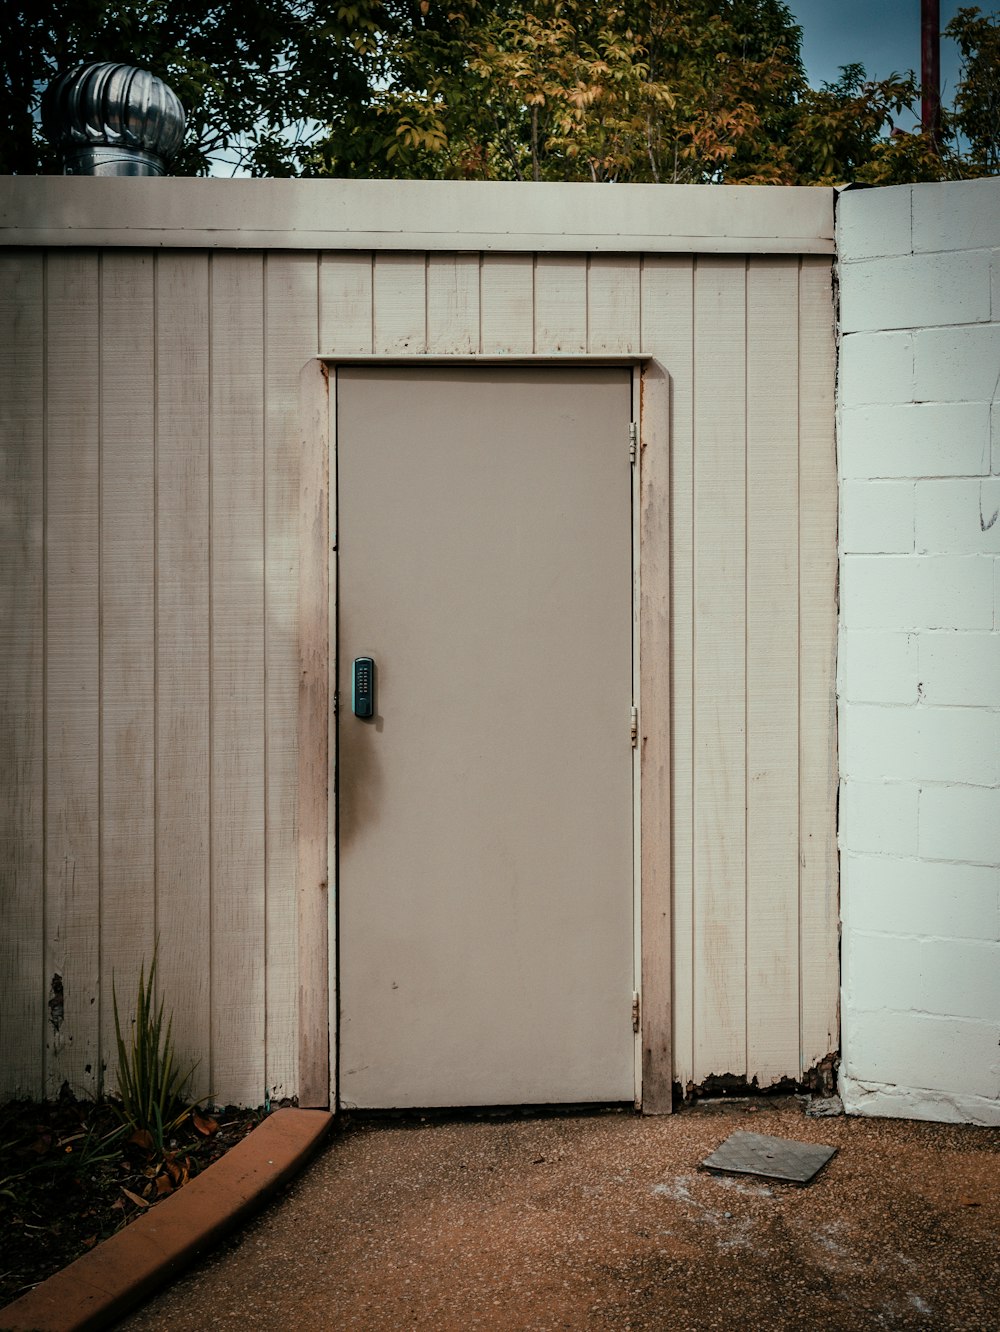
0;1091;263;1309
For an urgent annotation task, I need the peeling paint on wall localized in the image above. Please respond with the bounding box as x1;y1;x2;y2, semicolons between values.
48;974;64;1032
677;1052;840;1107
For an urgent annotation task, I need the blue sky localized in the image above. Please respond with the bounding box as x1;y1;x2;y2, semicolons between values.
789;0;970;115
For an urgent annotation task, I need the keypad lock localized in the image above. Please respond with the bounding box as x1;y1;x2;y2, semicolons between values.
352;656;375;718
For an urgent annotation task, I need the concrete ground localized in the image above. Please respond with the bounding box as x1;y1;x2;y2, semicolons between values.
123;1097;1000;1331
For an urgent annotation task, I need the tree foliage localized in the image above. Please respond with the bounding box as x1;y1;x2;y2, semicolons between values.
0;0;379;175
309;0;999;185
947;5;1000;173
3;0;998;183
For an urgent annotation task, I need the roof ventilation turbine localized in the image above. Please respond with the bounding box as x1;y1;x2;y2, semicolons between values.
41;62;186;176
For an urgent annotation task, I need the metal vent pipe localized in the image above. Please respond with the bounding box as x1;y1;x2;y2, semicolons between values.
41;62;186;176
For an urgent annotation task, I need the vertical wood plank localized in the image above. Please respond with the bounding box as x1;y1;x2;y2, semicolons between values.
480;254;534;354
264;252;319;1102
638;363;672;1112
373;254;426;353
534;256;587;353
0;252;45;1098
44;253;101;1098
326;546;337;1107
298;358;329;1107
155;253;211;1102
319;253;372;355
589;256;640;353
640;257;695;1090
100;253;156;1079
798;257;839;1075
211;252;266;1107
746;258;801;1084
427;253;480;352
692;256;747;1082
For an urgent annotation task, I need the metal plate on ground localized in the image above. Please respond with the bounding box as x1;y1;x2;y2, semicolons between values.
700;1131;836;1186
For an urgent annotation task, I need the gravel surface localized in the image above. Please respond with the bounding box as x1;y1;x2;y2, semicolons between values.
123;1097;1000;1330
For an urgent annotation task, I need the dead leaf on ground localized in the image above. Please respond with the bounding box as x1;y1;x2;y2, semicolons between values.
164;1157;190;1187
121;1187;150;1209
128;1129;155;1153
191;1110;218;1138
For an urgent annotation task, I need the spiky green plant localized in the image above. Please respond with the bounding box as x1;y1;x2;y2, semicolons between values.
112;947;197;1150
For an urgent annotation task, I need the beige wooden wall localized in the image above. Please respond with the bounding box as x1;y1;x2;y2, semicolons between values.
0;247;836;1106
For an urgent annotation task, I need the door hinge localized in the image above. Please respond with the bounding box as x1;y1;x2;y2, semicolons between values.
630;705;638;748
632;991;641;1034
628;422;638;464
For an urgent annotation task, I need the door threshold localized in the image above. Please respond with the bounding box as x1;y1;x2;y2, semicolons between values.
337;1102;639;1127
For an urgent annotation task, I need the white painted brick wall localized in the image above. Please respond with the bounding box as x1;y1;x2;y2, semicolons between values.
846;932;1000;1022
844;1009;999;1102
912;178;1000;253
837;180;1000;1127
840;703;1000;785
840;402;990;479
915;478;1000;555
840;252;991;334
837;184;912;261
838;630;918;703
919;632;1000;705
838;330;913;406
842;854;1000;939
841;480;914;552
838;780;918;857
841;554;994;629
919;785;1000;865
914;324;1000;401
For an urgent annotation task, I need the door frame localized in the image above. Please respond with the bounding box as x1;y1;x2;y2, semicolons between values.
296;354;672;1113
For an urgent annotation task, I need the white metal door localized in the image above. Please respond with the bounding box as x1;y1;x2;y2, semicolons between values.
337;365;634;1108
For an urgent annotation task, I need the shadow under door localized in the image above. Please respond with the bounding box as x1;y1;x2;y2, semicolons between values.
336;365;635;1109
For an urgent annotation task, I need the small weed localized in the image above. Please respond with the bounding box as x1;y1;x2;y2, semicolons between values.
112;946;198;1151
